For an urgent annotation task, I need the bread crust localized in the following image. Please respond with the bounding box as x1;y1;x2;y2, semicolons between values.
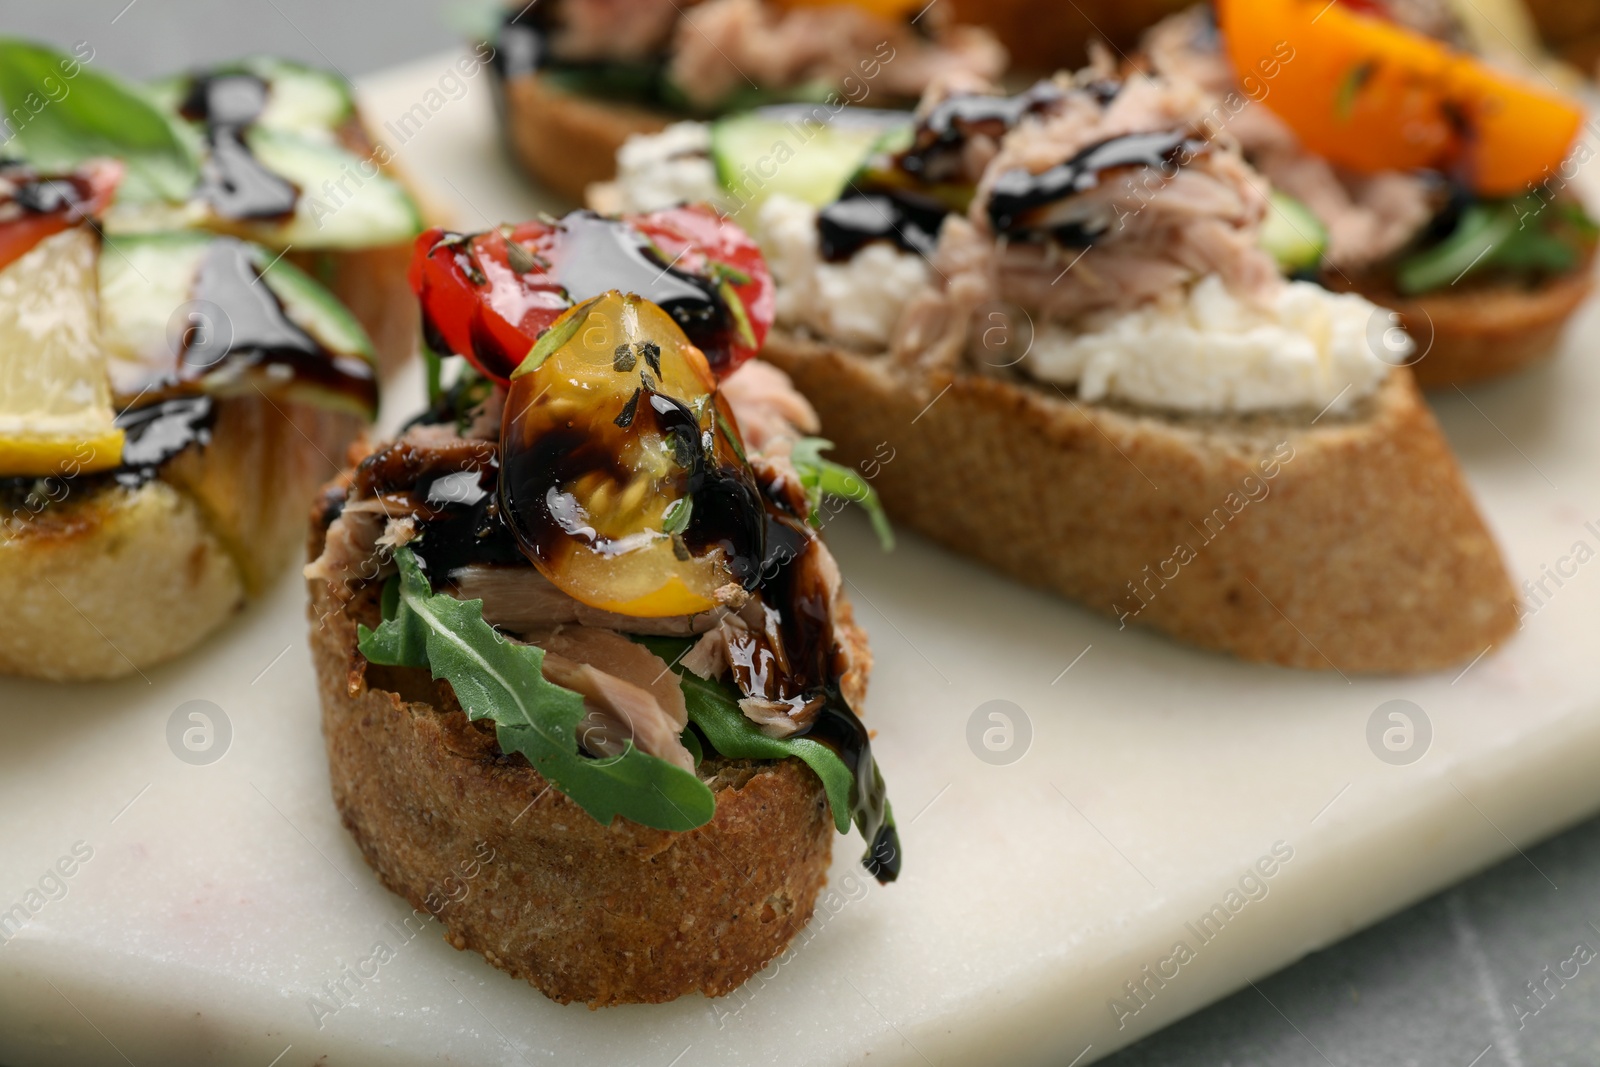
308;574;838;1006
0;396;359;680
763;331;1519;673
499;73;672;204
1335;265;1594;388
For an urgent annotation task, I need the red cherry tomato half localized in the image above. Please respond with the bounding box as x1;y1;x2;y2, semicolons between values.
628;204;774;365
0;158;123;273
408;206;774;386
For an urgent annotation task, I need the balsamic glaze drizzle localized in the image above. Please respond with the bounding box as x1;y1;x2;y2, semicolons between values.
987;129;1209;240
112;396;216;487
180;238;377;409
180;72;299;220
419;214;746;378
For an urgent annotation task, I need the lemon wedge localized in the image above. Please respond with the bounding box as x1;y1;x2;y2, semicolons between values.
0;227;124;477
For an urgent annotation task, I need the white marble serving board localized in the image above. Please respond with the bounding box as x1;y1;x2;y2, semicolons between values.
4;51;1600;1067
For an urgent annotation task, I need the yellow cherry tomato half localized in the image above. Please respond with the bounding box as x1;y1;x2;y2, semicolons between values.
1219;0;1584;196
500;291;762;618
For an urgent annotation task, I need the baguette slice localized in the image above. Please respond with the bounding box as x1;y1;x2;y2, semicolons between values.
1336;264;1595;388
763;331;1519;673
308;563;841;1006
499;73;671;204
0;396;358;680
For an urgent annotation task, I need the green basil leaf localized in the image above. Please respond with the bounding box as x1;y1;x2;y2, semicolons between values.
0;38;197;201
789;436;894;550
359;548;716;831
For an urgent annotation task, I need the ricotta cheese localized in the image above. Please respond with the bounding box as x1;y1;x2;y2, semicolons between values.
611;122;723;213
1022;275;1399;414
754;194;932;350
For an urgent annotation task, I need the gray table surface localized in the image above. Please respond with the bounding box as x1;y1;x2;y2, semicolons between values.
7;3;1599;1064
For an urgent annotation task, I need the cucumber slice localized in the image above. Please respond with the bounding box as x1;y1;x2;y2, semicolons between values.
99;231;375;413
99;231;212;394
146;57;354;135
241;125;422;248
711;108;909;209
1261;191;1328;273
257;251;373;361
247;57;354;132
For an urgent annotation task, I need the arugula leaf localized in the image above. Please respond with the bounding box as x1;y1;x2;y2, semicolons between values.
635;637;849;832
359;549;716;832
0;38;197;201
790;437;894;551
638;635;900;878
1398;195;1595;295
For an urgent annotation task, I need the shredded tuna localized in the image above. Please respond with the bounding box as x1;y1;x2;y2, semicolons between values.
668;0;1004;110
452;563;727;637
1139;7;1439;270
718;359;819;453
544;0;682;64
535;627;694;771
304;495;419;601
976;73;1279;317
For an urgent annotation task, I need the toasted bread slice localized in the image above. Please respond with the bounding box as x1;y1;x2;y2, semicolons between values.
949;0;1188;72
763;330;1519;673
287;241;417;381
308;568;840;1006
0;396;359;680
1334;261;1595;389
277;115;431;378
499;72;672;204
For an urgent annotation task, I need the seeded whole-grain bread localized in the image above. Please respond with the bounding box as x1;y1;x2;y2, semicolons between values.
306;521;869;1005
762;330;1520;673
499;73;671;204
0;397;358;680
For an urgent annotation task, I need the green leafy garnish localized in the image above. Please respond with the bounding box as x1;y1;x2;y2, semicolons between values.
718;278;758;351
638;637;854;833
0;38;198;201
790;437;894;550
1397;195;1596;295
514;296;596;377
1334;61;1376;123
359;548;716;831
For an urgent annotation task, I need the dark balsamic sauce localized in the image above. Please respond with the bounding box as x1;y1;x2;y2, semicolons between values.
485;293;895;876
987;129;1209;240
10;174;98;218
817;191;948;262
180;72;298;220
420;214;745;378
112;396;216;487
816;81;1072;264
559;213;739;375
176;238;378;412
351;435;523;575
899;80;1067;182
727;495;897;880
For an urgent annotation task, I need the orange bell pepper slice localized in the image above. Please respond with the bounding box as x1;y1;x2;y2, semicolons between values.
1219;0;1585;196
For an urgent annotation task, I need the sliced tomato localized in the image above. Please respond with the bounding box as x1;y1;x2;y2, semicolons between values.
0;159;123;273
408;206;773;385
629;204;774;370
